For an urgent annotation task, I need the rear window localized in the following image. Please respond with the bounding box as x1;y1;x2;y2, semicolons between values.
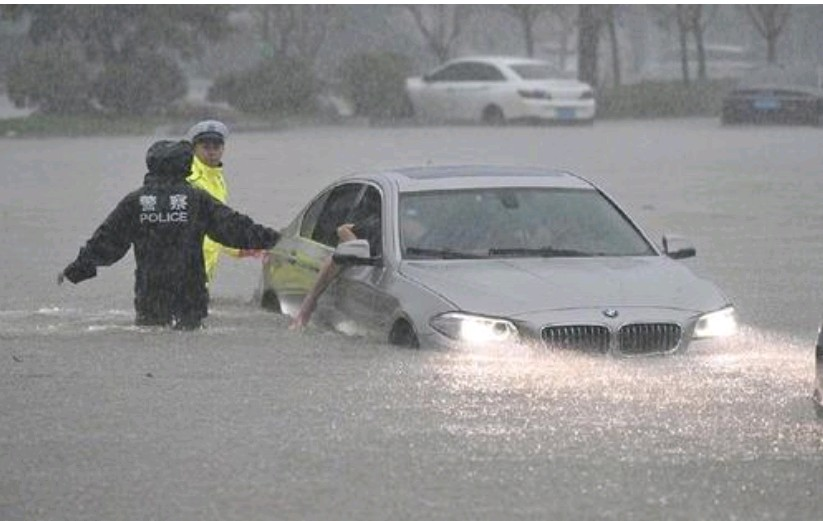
510;64;572;80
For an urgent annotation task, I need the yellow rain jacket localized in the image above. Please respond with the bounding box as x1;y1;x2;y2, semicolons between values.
186;155;239;283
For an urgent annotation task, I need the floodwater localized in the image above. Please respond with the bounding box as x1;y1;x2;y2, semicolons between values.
1;119;822;520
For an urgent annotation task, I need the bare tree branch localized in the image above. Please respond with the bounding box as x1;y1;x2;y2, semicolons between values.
257;5;337;65
501;5;551;57
744;5;792;63
403;5;470;63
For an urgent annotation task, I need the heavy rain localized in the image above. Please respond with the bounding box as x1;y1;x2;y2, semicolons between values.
1;5;822;521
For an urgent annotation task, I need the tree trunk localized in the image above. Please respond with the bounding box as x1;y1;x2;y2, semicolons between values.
577;5;600;87
691;6;707;81
676;6;690;86
523;17;534;57
767;36;777;63
606;8;621;87
744;5;791;65
558;25;571;71
694;25;706;81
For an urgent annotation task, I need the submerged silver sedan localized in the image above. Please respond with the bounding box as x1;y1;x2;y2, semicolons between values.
258;165;736;353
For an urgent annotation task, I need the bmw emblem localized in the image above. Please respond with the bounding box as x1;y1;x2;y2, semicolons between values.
602;309;619;319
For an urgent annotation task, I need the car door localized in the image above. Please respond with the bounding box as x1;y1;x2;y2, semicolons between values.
413;63;463;120
329;185;395;338
442;62;507;121
269;183;362;313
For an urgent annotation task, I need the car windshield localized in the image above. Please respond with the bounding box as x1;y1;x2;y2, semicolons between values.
509;63;572;80
399;188;656;260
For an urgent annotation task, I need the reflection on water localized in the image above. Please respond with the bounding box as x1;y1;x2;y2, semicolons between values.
3;301;822;520
420;324;822;461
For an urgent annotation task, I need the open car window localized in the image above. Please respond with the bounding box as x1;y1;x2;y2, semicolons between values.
308;183;362;247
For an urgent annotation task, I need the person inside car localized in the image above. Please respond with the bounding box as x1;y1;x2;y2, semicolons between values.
289;191;381;330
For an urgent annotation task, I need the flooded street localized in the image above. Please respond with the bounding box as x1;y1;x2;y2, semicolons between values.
2;119;822;520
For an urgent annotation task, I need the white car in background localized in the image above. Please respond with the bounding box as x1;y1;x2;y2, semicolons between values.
405;56;596;125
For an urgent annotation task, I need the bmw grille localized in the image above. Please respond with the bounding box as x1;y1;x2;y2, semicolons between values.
542;323;682;354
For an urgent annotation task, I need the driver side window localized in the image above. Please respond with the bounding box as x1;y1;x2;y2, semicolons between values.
308;183;362;247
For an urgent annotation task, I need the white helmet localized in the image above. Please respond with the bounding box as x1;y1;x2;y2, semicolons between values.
186;120;229;143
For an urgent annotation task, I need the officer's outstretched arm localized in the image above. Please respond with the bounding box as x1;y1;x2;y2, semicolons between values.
60;198;133;284
204;198;280;251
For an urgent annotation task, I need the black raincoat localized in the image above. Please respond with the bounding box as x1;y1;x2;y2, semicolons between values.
61;140;280;329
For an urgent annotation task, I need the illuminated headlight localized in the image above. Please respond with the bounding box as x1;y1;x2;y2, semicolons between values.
693;306;737;338
430;312;519;344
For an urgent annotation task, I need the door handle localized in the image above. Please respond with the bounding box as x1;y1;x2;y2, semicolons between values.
286;253;320;273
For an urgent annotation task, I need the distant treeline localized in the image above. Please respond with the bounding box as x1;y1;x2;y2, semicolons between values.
0;5;817;118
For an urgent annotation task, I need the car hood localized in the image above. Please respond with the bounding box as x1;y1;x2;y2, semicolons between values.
398;256;727;317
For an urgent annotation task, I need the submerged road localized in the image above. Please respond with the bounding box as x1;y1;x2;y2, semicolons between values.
1;119;821;520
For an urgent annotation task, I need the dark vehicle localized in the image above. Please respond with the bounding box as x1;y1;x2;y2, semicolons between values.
721;64;823;126
815;327;823;418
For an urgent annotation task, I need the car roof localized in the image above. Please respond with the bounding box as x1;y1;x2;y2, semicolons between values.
447;55;550;68
345;165;596;193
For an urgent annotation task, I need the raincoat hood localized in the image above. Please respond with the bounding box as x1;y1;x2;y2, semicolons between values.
145;140;194;183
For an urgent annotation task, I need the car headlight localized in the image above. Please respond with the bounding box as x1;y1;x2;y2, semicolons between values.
693;306;737;338
430;312;519;344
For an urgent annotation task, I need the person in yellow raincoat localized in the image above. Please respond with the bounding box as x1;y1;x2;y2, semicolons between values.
185;120;264;284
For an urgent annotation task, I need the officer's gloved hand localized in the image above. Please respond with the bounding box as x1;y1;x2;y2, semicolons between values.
61;260;97;284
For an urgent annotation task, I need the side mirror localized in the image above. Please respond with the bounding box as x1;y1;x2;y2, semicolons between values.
332;239;380;266
662;234;696;259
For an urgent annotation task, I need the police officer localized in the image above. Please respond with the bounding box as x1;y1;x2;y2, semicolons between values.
58;140;280;330
185;120;258;284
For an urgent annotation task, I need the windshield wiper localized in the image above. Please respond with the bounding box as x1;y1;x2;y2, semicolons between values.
488;247;595;258
405;247;486;259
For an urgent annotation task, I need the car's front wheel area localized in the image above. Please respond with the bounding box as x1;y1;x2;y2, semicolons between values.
389;319;420;348
260;289;282;314
481;105;506;125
